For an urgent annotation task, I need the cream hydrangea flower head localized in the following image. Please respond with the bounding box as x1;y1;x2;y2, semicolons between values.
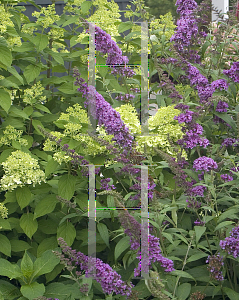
0;203;8;219
0;125;28;147
0;4;14;34
1;150;45;191
23;81;46;105
32;4;60;28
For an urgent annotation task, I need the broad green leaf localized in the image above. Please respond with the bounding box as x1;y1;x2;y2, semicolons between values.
32;33;48;51
10;240;32;252
45;158;59;177
21;251;34;279
0;39;12;67
118;21;133;33
32;250;60;278
171;270;195;281
32;119;45;136
45;282;82;298
58;174;76;200
214;221;234;232
0;88;11;112
20;213;38;239
187;252;208;263
115;236;130;261
0;280;21;299
35;103;51;114
177;283;191;300
58;82;77;94
49;51;64;65
0;234;11;257
16;186;32;209
34;195;58;219
0;218;11;230
37;236;58;257
57;221;76;246
23;64;41;84
81;1;92;14
0;258;22;280
223;287;239;300
62;15;79;27
7;66;24;85
21;282;45;300
214;113;236;131
97;223;110;248
9;106;30;119
98;66;108;78
194;226;206;244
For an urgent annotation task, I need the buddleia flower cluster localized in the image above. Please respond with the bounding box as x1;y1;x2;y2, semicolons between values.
0;150;45;191
0;125;28;147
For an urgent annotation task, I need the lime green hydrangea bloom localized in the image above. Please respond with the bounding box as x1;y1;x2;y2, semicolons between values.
32;4;60;28
43;131;65;152
149;12;176;41
23;81;46;105
0;203;8;219
0;125;28;147
0;4;14;34
1;150;45;191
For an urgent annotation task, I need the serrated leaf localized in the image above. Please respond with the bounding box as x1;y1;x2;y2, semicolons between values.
97;223;110;248
0;88;11;113
81;1;92;14
11;240;32;252
16;186;32;209
118;22;133;33
0;40;12;67
58;174;76;200
33;250;60;278
20;213;38;239
45;158;59;177
37;236;58;257
50;51;64;65
62;15;79;27
21;251;34;279
23;64;41;84
32;33;48;51
0;258;22;280
7;66;24;85
0;280;21;299
57;221;76;246
115;236;130;261
35;103;51;114
21;282;45;300
34;195;58;219
0;234;11;257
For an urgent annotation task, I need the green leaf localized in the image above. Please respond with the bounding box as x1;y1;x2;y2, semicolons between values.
223;287;239;300
97;223;110;248
21;282;45;300
21;251;34;279
10;240;32;252
49;50;64;65
214;113;236;131
16;186;32;209
58;82;77;94
62;15;79;27
57;221;76;247
32;250;60;278
20;213;38;239
115;236;130;261
9;106;30;119
32;119;45;136
0;258;22;280
37;236;58;257
98;66;109;78
171;270;195;281
45;158;59;177
0;280;21;299
23;64;41;84
194;226;206;244
118;21;133;33
34;195;58;219
187;252;208;263
0;88;11;113
7;66;24;85
32;33;48;51
214;221;234;232
45;282;82;299
58;174;76;200
35;103;51;114
0;234;11;257
81;1;92;14
177;283;191;300
0;39;12;68
183;169;199;182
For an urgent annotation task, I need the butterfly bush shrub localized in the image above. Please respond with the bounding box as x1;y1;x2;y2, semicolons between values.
1;0;239;299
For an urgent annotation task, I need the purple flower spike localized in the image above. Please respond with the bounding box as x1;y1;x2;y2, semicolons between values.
220;225;239;258
223;61;239;83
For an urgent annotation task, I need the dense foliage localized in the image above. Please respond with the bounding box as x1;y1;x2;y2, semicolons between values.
1;0;239;299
